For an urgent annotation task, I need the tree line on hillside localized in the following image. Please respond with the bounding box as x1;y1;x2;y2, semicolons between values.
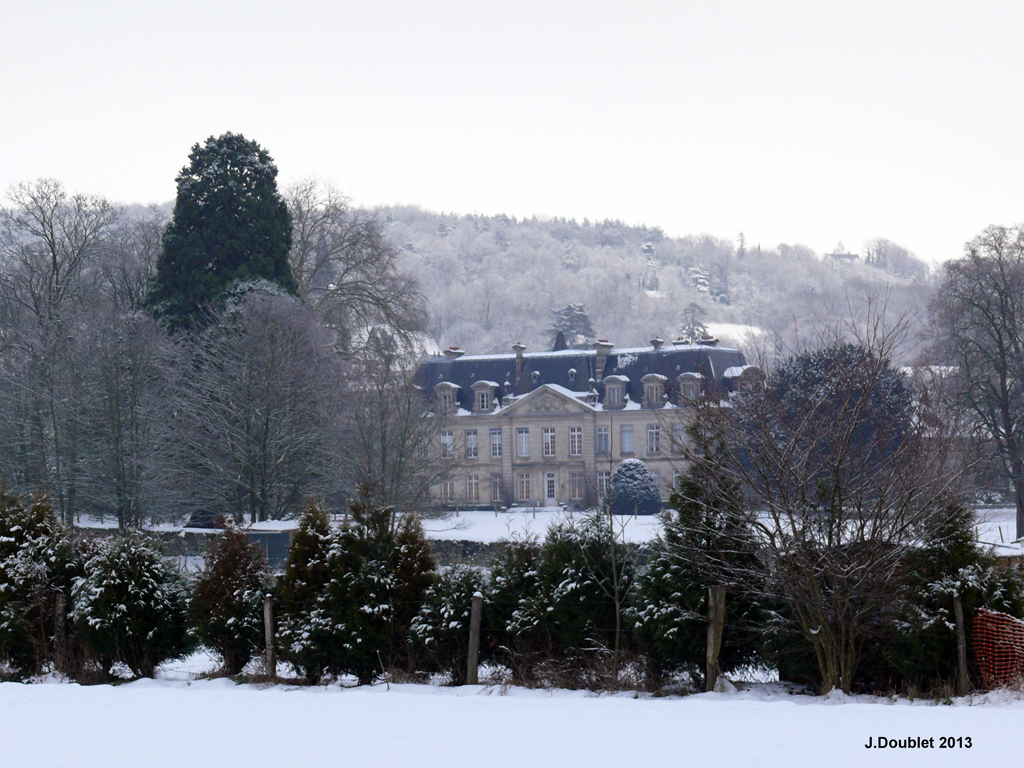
382;206;933;359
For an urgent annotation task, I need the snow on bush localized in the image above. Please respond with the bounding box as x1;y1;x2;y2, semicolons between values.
72;532;191;678
609;459;661;516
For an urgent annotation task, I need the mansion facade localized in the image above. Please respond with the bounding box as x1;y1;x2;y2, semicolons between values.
412;338;758;512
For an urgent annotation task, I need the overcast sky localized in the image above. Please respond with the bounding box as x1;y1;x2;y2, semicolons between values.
3;1;1023;263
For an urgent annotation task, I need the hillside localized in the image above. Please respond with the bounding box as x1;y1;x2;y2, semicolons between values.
382;207;934;361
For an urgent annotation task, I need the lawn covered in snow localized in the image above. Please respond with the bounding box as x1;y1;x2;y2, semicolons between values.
0;673;1018;767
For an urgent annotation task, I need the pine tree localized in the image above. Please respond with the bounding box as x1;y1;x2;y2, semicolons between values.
146;132;297;331
275;499;336;683
548;304;595;349
190;521;272;675
410;564;488;684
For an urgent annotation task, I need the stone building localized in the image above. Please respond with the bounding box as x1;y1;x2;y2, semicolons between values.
411;338;758;511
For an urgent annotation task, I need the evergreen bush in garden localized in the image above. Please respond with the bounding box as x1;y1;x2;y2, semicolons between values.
190;521;272;675
608;459;661;516
0;493;78;676
72;533;191;678
487;534;546;676
411;564;488;684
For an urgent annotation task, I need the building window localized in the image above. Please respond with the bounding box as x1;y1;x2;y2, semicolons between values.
673;472;684;492
517;427;530;458
517;472;531;501
569;471;585;500
465;429;478;459
476;391;490;411
490;428;502;458
672;423;686;454
569;426;582;456
415;440;428;460
680;378;700;401
621;424;634;454
441;480;455;502
491;473;503;502
596;425;610;455
597;470;611;498
440;391;453;411
607;386;623;407
543;427;556;457
647;424;661;454
644;383;662;407
466;475;480;503
441;430;453;459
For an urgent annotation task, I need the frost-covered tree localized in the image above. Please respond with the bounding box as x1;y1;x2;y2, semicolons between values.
190;521;272;675
72;533;191;678
0;493;77;675
678;302;709;342
608;459;661;516
548;303;595;349
146;133;296;331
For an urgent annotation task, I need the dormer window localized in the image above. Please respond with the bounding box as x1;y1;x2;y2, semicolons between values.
641;374;667;408
471;380;497;412
531;371;540;383
603;375;628;409
677;372;703;403
568;368;577;383
436;382;460;413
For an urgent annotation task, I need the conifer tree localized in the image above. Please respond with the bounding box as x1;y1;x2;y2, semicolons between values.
0;493;77;675
146;132;297;331
190;521;272;675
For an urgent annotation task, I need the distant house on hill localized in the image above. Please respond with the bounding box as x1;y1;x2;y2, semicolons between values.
827;251;860;266
412;338;760;512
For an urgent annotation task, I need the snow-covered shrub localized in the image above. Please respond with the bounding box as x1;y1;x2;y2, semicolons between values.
488;534;545;675
72;533;192;678
886;503;1024;692
0;493;77;675
410;564;488;683
276;499;337;683
608;459;661;516
277;494;435;684
190;521;272;675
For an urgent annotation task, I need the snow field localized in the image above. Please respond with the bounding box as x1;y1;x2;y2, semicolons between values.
0;678;1018;768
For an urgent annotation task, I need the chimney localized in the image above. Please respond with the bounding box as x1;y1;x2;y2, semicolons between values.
650;337;664;351
594;339;614;381
442;346;465;359
512;342;526;376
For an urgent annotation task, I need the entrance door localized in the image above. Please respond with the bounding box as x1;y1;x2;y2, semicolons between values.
545;473;557;505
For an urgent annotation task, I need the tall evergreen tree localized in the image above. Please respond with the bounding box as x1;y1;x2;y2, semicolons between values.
146;132;297;331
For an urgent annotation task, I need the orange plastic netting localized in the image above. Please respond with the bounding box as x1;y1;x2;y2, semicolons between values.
973;608;1024;688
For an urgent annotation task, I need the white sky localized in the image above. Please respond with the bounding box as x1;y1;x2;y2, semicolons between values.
3;0;1023;264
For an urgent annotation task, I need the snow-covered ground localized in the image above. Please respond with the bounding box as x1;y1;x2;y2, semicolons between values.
2;666;1019;767
423;507;662;544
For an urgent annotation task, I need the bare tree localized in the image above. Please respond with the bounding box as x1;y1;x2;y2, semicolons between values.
285;179;425;353
929;224;1024;538
675;315;961;692
0;180;120;523
179;290;343;522
338;330;457;515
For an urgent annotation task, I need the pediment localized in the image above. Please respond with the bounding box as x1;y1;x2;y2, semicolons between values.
501;385;594;416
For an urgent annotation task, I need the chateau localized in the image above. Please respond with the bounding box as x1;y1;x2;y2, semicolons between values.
412;338;758;511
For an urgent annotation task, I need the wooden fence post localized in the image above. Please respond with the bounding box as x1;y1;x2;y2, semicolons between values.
954;593;969;695
264;593;276;680
467;591;483;685
706;585;727;692
54;592;67;674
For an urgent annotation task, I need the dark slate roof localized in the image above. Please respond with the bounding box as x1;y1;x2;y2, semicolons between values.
413;342;751;409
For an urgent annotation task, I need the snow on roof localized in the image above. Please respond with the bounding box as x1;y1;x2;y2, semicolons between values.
472;380;500;388
453;343;739;362
724;365;756;378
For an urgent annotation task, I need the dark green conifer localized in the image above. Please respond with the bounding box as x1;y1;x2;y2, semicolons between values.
146;132;297;331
